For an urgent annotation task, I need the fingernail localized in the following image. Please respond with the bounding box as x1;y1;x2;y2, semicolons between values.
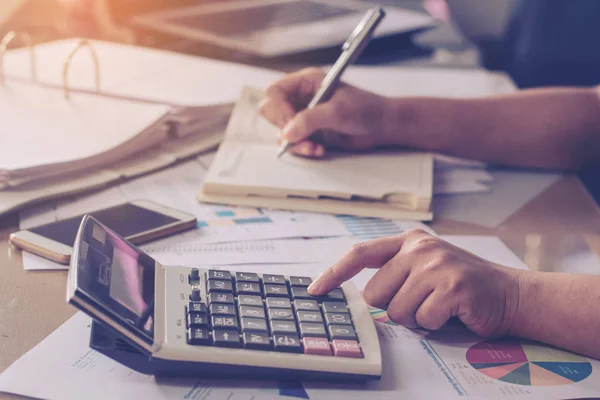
308;280;321;294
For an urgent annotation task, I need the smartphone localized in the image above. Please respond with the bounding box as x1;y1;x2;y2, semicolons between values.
10;200;196;264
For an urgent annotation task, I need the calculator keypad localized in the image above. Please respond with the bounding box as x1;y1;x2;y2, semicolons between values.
185;269;362;358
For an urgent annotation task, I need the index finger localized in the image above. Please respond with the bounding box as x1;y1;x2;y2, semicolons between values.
308;235;406;295
264;67;325;106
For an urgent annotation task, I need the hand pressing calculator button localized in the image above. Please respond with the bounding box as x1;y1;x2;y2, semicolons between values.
68;216;382;382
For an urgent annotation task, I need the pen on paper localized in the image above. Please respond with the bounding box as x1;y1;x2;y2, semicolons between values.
276;7;385;158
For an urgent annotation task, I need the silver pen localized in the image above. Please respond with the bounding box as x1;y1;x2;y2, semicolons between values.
276;7;386;158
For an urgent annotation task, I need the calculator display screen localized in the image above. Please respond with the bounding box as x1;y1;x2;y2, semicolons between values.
74;217;155;343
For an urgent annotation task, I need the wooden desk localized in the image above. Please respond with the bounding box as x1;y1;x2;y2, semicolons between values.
1;174;599;400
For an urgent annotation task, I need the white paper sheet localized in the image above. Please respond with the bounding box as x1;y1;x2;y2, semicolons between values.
19;160;349;244
21;238;321;271
21;251;68;271
434;170;562;228
142;238;318;266
0;81;169;172
0;312;299;400
4;39;283;107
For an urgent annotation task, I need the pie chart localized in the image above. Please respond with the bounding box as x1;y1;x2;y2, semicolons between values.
466;338;592;386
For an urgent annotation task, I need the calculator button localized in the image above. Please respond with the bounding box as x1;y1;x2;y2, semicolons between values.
299;322;327;338
326;288;345;301
328;325;357;340
289;276;312;287
325;313;352;326
212;316;239;330
239;305;266;319
264;284;289;298
236;282;262;296
210;304;236;316
263;274;286;285
270;320;298;335
187;312;209;328
240;317;268;333
237;295;263;307
332;340;363;358
268;309;294;321
322;302;348;313
302;337;332;356
207;280;233;293
189;268;200;282
208;270;231;281
187;328;210;346
290;287;323;301
190;289;202;302
273;335;302;353
293;300;319;311
208;293;234;305
243;332;271;350
188;301;207;313
297;311;324;324
235;272;259;283
213;330;241;348
266;298;291;309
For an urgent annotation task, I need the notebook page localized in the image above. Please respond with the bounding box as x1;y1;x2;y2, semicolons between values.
0;81;170;172
204;87;433;201
4;39;283;107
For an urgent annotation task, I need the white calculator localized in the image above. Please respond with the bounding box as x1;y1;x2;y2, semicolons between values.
67;215;382;380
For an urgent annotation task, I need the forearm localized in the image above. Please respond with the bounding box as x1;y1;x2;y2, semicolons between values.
389;87;600;170
509;271;600;359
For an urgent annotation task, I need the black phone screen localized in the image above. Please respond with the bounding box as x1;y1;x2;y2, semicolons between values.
30;203;179;246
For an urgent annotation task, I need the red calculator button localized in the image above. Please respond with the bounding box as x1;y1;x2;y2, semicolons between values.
302;337;332;356
332;340;363;358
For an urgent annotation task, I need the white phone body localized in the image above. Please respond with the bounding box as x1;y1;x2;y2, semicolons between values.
9;200;196;265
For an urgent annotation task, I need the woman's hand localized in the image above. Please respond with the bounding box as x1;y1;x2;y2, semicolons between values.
308;230;522;338
260;68;410;157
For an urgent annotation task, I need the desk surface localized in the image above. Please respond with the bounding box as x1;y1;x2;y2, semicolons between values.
1;174;600;400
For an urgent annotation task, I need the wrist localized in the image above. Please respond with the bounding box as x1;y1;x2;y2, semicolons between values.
507;269;538;338
381;97;423;148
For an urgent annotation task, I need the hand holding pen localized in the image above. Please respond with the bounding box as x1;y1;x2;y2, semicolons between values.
267;7;386;159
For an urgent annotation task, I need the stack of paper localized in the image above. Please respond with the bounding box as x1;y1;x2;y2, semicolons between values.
199;87;434;220
433;154;493;195
0;81;171;189
0;38;284;217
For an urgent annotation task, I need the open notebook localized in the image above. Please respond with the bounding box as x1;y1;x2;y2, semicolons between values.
199;87;433;220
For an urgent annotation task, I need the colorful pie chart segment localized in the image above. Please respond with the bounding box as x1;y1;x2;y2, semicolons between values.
466;338;592;386
368;306;397;326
